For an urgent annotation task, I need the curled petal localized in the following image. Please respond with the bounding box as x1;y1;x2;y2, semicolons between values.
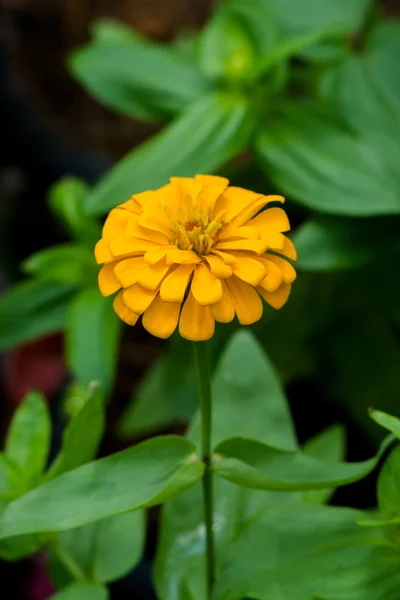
142;295;181;339
113;292;139;326
179;291;215;341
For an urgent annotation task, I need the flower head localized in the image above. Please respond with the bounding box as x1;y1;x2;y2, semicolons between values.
95;175;296;341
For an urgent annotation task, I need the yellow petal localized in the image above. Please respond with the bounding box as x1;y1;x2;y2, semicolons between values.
232;256;266;286
110;237;161;258
166;249;202;265
216;239;268;254
138;213;171;238
210;249;236;265
204;255;232;278
144;245;176;264
123;284;158;315
257;258;284;292
258;283;291;309
114;257;147;288
266;254;296;283
277;236;297;261
102;210;129;240
113;291;139;326
191;264;222;306
95;239;113;264
212;187;262;221
118;197;141;214
195;174;229;188
126;219;169;245
226;275;263;325
223;196;284;237
160;264;194;302
138;261;171;291
211;280;235;323
133;190;158;206
98;263;120;297
142;294;181;339
179;291;215;341
249;207;290;233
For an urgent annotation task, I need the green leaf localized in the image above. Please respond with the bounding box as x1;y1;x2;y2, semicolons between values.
155;331;298;600
49;178;100;244
222;0;279;55
257;102;400;216
0;280;77;350
197;7;257;81
56;510;145;584
213;435;390;491
302;424;345;504
50;583;108;600
192;330;297;451
214;503;400;600
46;383;105;479
271;0;370;36
85;92;255;216
21;244;97;285
370;410;400;439
0;436;203;539
378;446;400;522
5;391;51;487
294;216;400;272
319;22;400;180
66;288;121;393
70;30;209;121
0;455;24;500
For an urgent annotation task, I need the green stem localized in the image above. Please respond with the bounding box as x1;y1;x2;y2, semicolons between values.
55;544;88;583
193;341;216;598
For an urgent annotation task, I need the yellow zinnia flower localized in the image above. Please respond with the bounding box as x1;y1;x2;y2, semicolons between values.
95;175;296;341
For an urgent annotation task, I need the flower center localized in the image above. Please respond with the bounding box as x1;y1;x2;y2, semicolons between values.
170;212;224;256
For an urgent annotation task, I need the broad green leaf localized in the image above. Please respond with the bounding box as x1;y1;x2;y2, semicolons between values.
49;178;100;244
0;280;77;350
5;391;51;486
46;383;105;479
257;102;400;216
66;288;121;393
222;0;278;55
0;455;24;500
70;30;209;121
21;244;97;285
302;424;345;504
155;331;298;600
191;330;297;451
267;0;370;38
197;7;257;81
85;92;255;216
56;510;145;584
294;217;400;272
319;23;400;182
214;503;400;600
0;436;203;539
213;435;390;491
51;583;108;600
378;446;400;522
370;410;400;439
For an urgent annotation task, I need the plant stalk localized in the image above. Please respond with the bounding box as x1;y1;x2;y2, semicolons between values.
193;341;216;598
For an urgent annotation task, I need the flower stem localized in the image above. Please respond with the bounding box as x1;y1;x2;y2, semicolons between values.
193;341;216;598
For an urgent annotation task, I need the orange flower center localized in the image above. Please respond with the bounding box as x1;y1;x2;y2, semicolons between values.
169;210;224;256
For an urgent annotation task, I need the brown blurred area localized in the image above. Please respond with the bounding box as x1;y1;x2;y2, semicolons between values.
0;0;215;159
